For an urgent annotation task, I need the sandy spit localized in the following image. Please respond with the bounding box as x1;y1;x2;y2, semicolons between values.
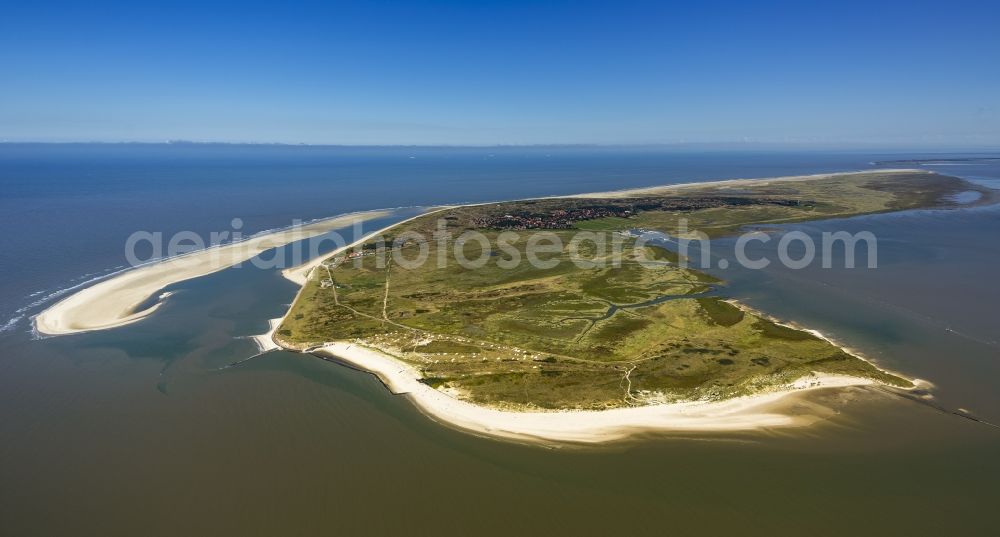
250;318;283;353
34;210;393;336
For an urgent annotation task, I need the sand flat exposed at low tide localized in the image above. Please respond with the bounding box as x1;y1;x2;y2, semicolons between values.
35;210;392;335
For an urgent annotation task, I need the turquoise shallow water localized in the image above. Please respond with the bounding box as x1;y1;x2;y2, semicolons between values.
1;146;998;536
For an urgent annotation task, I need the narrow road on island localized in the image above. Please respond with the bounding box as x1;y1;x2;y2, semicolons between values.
620;363;638;405
324;264;340;305
382;257;392;323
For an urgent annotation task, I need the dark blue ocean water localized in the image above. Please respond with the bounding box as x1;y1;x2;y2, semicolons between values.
1;144;999;536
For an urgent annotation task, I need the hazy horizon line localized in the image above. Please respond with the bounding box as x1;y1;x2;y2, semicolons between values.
2;140;999;152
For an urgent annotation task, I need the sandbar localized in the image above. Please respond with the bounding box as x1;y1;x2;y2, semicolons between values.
35;210;392;335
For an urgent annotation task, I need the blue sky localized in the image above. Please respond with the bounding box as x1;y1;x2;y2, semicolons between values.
1;0;998;146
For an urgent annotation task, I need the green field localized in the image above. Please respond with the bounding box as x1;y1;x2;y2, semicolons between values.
276;171;990;410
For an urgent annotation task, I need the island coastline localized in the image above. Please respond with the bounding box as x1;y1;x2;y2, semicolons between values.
309;341;877;444
33;170;948;444
267;170;945;444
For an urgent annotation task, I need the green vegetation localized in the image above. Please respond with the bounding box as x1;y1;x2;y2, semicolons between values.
277;171;990;410
696;298;745;327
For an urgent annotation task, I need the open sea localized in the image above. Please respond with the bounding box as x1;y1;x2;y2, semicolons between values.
1;144;998;536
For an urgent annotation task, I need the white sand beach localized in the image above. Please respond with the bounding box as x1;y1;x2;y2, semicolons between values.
250;318;283;353
34;210;392;336
315;342;874;444
569;168;925;199
280;207;450;285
